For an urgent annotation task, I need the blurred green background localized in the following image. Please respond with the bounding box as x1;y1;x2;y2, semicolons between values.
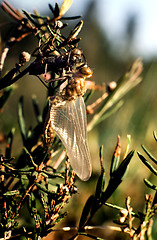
0;0;157;239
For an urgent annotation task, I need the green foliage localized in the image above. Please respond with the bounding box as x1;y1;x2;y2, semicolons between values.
78;140;134;232
0;86;14;110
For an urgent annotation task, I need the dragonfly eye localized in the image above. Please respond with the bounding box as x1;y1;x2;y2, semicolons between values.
79;66;93;78
70;48;84;65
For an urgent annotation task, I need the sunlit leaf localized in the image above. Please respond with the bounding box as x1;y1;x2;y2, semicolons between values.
59;0;73;17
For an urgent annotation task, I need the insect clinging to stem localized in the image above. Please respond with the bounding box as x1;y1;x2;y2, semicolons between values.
45;63;93;181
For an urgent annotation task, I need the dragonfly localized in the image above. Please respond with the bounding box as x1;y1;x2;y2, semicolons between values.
46;64;93;181
29;48;85;76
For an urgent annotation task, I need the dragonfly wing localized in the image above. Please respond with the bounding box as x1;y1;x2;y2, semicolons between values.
50;97;92;181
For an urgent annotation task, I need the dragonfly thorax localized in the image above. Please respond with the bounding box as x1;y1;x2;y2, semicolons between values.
62;77;86;101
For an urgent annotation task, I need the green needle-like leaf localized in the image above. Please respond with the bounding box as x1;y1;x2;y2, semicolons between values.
67;20;83;41
32;95;42;123
5;128;15;159
101;150;134;204
3;190;20;196
79;195;94;228
137;152;157;175
144;179;157;190
35;182;58;196
141;144;157;164
110;136;121;176
153;131;157;142
87;58;143;131
78;232;105;240
18;96;27;143
0;86;13;109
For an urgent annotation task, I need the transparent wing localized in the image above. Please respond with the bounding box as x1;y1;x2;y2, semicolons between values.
50;97;92;181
